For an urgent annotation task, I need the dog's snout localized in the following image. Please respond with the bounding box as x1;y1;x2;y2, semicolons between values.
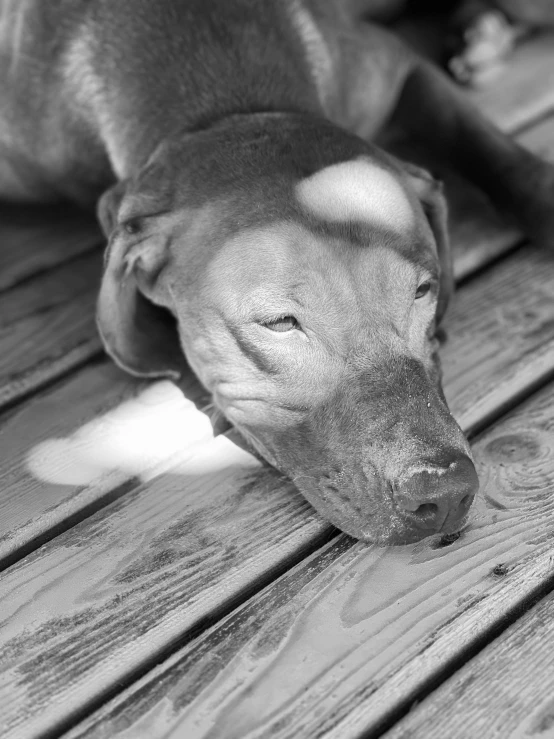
394;452;478;534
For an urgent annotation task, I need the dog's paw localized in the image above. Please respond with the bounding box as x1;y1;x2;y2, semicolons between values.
446;7;521;87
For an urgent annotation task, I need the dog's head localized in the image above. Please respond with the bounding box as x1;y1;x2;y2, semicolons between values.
97;114;477;544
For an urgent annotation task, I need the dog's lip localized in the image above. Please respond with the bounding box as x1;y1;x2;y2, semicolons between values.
292;472;428;544
310;490;468;545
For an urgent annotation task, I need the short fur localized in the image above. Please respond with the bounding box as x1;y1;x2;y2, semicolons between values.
1;0;553;542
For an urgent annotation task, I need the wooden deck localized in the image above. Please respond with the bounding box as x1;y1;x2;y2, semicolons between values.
2;32;554;739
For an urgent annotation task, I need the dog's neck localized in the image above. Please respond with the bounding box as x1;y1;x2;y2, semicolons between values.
74;0;325;179
119;113;374;222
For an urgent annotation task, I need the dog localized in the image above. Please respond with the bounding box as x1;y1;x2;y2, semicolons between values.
1;0;553;544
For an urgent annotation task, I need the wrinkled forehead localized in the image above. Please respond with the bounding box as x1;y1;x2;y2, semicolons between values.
295;157;416;235
205;220;420;308
192;156;436;300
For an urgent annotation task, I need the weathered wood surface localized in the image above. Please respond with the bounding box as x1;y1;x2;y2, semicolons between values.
0;202;100;291
1;242;554;738
442;248;554;436
64;379;554;739
0;251;103;410
383;590;554;739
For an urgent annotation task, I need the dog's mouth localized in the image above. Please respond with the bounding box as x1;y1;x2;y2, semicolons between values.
293;473;475;545
246;440;478;544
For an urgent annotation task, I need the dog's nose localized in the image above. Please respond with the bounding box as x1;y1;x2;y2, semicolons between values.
394;453;478;533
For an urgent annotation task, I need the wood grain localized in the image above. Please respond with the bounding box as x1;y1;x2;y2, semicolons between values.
0;251;103;410
63;379;554;739
0;242;554;737
442;248;554;435
383;590;554;739
0;202;101;291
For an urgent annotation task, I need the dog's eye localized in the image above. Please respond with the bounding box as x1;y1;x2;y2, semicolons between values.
415;281;431;299
263;316;300;332
122;218;142;236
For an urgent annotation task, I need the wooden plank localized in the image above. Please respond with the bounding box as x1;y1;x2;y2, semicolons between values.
382;590;554;739
442;248;554;435
0;203;100;292
2;242;554;737
0;251;103;410
63;377;554;739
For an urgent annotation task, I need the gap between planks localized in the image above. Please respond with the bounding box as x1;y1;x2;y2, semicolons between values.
382;588;554;739
0;250;103;412
0;202;100;292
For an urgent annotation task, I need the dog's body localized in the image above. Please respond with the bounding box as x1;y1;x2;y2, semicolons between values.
0;0;408;202
2;0;553;543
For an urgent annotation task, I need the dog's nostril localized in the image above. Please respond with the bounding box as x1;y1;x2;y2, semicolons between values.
395;453;479;533
412;502;438;519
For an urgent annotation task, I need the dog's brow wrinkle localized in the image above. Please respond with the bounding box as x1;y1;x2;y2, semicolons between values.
296;159;414;233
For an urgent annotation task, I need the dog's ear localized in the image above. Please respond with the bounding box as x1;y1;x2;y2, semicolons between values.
96;182;185;379
97;180;132;238
402;162;454;326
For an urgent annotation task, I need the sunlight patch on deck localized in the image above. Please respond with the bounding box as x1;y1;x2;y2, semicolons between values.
26;381;258;486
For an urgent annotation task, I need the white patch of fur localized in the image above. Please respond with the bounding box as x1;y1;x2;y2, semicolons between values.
296;158;415;232
288;0;334;105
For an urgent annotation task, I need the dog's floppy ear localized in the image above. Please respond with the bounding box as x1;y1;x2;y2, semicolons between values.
96;181;185;380
402;162;454;326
